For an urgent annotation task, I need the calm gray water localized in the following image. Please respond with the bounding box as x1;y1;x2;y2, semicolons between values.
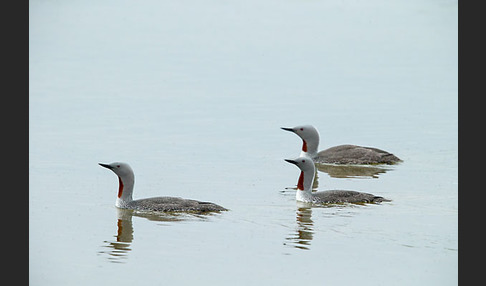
30;0;457;285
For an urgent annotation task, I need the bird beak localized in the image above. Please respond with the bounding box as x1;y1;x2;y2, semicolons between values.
284;159;298;165
281;127;295;133
99;163;113;170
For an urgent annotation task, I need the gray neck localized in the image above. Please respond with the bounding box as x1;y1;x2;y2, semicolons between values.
116;175;134;208
301;168;315;192
295;168;315;202
300;138;319;159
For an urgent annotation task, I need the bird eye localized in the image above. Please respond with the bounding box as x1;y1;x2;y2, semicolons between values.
117;165;120;168
302;160;305;163
300;128;304;131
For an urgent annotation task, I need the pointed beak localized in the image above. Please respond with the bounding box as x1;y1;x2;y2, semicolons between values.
281;127;295;133
285;159;298;165
99;163;113;170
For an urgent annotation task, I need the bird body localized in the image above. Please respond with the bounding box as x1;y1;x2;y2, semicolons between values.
316;144;400;165
120;197;227;212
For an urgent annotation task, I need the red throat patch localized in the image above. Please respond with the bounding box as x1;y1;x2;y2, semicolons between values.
118;176;124;198
297;171;304;190
302;140;308;152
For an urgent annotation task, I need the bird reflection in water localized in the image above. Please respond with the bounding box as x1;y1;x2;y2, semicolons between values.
285;206;314;250
98;208;207;263
316;163;393;179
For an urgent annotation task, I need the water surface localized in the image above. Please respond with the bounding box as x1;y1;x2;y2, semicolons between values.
30;0;457;285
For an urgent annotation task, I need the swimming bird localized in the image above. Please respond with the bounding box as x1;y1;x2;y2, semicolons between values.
284;157;390;204
99;162;228;213
281;125;401;165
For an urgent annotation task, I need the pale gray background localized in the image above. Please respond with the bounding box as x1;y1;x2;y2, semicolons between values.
30;0;457;285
